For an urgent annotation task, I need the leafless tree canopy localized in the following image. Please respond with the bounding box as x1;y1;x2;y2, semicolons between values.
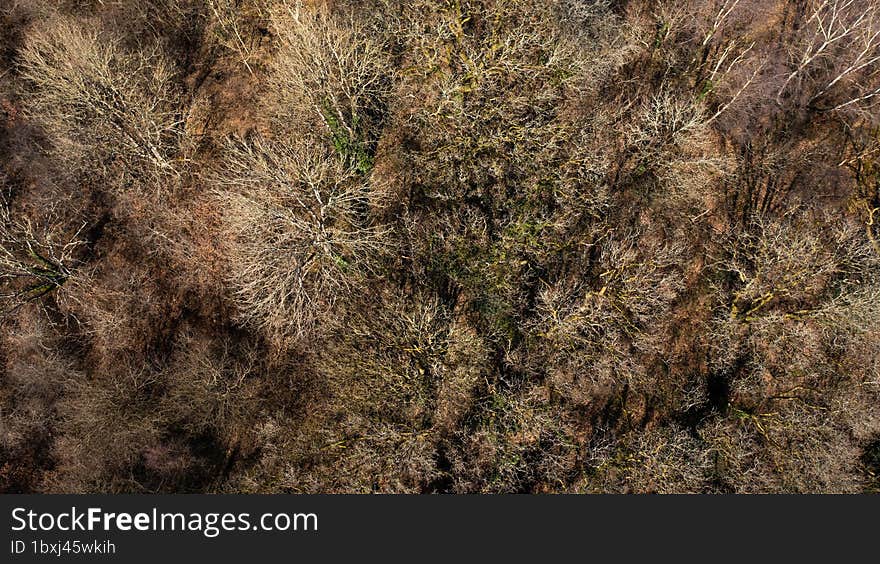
18;18;189;185
1;0;879;493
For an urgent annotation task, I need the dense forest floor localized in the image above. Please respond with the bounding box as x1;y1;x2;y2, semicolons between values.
1;0;879;493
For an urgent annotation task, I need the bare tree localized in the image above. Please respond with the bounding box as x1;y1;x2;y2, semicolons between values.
445;382;578;493
214;136;389;341
724;217;837;320
583;425;713;493
534;229;685;402
778;0;880;112
701;401;867;493
18;17;187;185
266;0;389;171
703;212;880;492
248;290;489;493
0;195;85;319
207;0;268;75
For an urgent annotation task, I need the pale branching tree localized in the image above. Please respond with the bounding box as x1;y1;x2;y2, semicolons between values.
626;88;736;205
583;426;714;493
704;214;880;492
534;229;685;403
207;0;268;75
243;290;488;492
778;0;880;113
267;0;389;171
701;401;867;493
214;136;388;340
725;217;837;320
0;195;85;319
439;380;578;493
18;18;187;186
